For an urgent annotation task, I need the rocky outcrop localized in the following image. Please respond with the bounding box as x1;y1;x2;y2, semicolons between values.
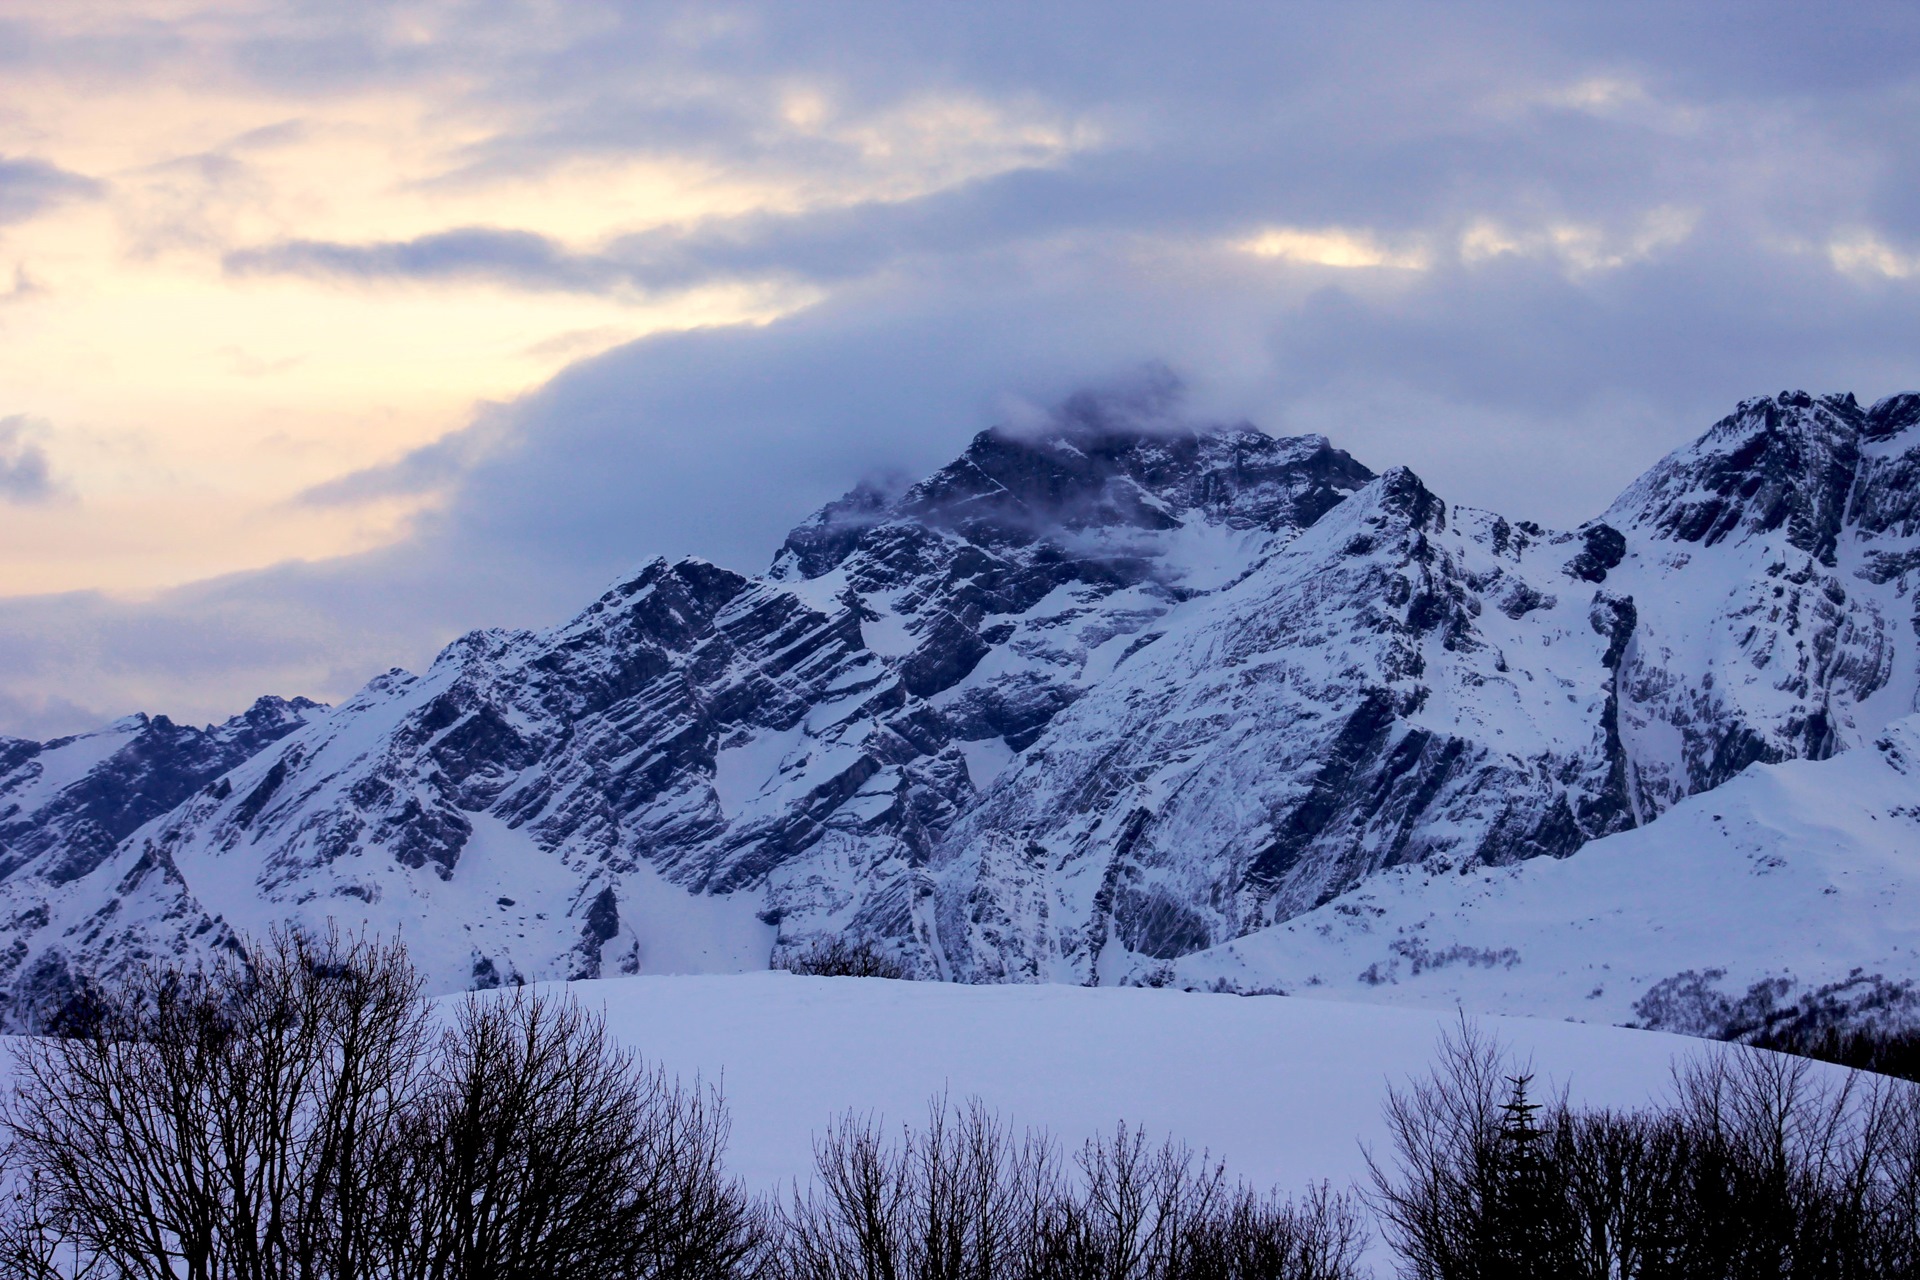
0;696;323;1026
1604;392;1920;817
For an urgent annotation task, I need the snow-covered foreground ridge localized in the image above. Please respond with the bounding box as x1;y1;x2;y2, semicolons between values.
5;388;1920;1035
0;975;1809;1272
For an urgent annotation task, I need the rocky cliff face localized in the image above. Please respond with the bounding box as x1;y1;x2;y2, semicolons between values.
929;466;1642;985
0;697;323;1023
1603;392;1920;819
2;389;1918;1026
1164;711;1920;1041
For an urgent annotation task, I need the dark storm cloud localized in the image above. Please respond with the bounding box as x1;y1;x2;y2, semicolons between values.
6;0;1920;733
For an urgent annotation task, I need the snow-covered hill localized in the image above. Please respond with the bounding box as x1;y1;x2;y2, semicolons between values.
571;973;1759;1201
3;388;1920;1034
0;972;1805;1272
1169;712;1920;1038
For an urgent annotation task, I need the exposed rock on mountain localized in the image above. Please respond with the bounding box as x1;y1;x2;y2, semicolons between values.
0;697;322;1023
0;697;322;885
0;400;1377;1013
1166;712;1920;1041
930;467;1640;984
1603;392;1920;818
3;388;1919;1033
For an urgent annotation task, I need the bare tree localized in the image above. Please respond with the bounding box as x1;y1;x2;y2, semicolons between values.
1;935;763;1280
1365;1016;1527;1280
776;1098;1365;1280
1368;1017;1920;1280
373;986;764;1280
1;928;430;1280
1040;1125;1365;1280
0;1139;103;1280
774;1095;1059;1280
1171;1182;1369;1280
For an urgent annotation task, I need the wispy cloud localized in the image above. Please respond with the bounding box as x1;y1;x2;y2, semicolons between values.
0;156;102;224
0;416;62;505
226;227;619;292
1829;232;1920;279
1236;226;1430;270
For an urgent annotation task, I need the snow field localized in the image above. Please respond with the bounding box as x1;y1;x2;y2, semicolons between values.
573;973;1767;1194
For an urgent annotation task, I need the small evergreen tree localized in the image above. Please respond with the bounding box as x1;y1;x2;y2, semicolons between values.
1485;1075;1556;1278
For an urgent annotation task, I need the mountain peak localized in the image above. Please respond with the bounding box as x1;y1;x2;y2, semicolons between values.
773;408;1374;584
1867;392;1920;440
1608;390;1864;564
1366;465;1446;533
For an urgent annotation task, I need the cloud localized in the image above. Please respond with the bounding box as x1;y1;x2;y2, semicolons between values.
0;156;101;225
7;213;1920;736
226;227;623;293
1237;227;1431;270
6;1;1920;734
295;404;514;506
0;417;60;505
1829;232;1920;279
0;264;41;303
219;165;1119;297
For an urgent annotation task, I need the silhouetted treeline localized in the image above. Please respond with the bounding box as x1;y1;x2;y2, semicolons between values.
1745;1020;1920;1085
0;933;1357;1280
772;1099;1365;1280
1369;1020;1920;1279
7;935;1920;1279
0;931;760;1280
777;937;909;979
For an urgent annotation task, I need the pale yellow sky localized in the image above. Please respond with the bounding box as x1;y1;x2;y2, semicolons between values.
0;34;1094;596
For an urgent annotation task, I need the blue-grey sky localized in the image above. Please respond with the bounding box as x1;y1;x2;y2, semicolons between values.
1;1;1918;734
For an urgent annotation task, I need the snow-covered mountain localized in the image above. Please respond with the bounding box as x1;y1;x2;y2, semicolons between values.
937;390;1920;993
1168;713;1920;1039
0;697;323;1020
3;388;1920;1036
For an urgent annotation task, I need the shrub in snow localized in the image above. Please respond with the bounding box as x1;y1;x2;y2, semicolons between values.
777;937;910;980
773;1095;1368;1280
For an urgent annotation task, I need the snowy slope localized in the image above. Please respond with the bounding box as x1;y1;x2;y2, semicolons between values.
482;973;1856;1280
1602;391;1920;818
572;974;1751;1199
0;698;324;1023
1169;713;1920;1038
